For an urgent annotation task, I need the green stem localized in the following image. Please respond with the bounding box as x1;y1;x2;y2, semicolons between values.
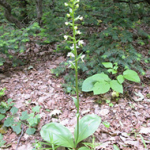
72;5;80;147
52;144;55;150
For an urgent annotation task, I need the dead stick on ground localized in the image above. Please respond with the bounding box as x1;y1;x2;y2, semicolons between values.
15;125;25;150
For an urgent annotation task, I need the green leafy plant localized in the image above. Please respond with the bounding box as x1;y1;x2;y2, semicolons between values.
4;104;41;135
102;121;110;128
82;62;140;96
140;134;147;149
0;133;6;148
0;88;6;97
106;99;114;107
81;136;101;150
0;22;40;66
113;144;120;150
40;0;101;149
0;98;14;121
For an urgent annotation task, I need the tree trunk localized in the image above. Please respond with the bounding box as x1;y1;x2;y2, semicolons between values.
144;0;150;4
36;0;43;26
19;0;29;24
0;0;23;28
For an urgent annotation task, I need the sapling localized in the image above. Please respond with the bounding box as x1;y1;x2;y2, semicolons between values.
82;62;140;97
40;0;101;150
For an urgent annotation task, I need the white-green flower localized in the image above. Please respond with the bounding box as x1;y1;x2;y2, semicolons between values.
67;14;70;17
80;55;85;62
79;16;83;20
70;44;79;50
76;4;79;8
69;8;72;13
65;22;69;25
74;26;78;30
76;30;82;34
64;35;68;40
67;52;75;57
64;2;68;6
68;60;75;68
78;40;84;46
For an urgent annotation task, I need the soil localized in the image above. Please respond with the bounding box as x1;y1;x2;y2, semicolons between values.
0;47;150;150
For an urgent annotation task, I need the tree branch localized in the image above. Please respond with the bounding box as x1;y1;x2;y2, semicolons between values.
0;0;24;28
114;0;145;4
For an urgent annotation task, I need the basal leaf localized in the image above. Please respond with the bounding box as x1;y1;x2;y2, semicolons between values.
93;81;110;95
40;122;74;148
123;70;140;83
110;80;123;93
78;147;91;150
74;114;101;145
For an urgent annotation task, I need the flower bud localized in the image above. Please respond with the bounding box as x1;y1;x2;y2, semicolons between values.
64;3;68;6
79;16;83;20
74;26;78;30
64;35;68;40
76;30;82;34
67;14;70;17
76;4;79;8
65;22;69;25
78;40;84;46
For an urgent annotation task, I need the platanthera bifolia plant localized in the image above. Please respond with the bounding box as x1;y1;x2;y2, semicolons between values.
40;0;101;150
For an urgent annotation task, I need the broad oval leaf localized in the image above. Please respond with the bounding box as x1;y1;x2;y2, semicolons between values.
78;147;91;150
40;122;74;148
82;76;96;92
74;114;101;144
117;75;124;84
123;70;140;83
110;80;123;93
102;62;113;68
93;81;110;95
82;73;111;92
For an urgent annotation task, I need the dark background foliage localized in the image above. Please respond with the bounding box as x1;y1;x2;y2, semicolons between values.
0;0;150;91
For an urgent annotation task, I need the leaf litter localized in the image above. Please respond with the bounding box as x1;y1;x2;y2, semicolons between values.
0;50;150;150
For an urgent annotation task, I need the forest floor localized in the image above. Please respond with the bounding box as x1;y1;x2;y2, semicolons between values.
0;44;150;150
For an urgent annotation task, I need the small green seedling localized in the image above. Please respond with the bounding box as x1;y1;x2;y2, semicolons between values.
20;105;41;135
0;88;6;97
0;134;6;148
81;136;101;150
113;144;120;150
140;134;147;149
106;99;114;107
82;62;140;96
4;104;41;135
0;98;14;121
103;121;110;128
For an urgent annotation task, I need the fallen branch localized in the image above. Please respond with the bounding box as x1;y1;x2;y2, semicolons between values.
15;125;25;150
